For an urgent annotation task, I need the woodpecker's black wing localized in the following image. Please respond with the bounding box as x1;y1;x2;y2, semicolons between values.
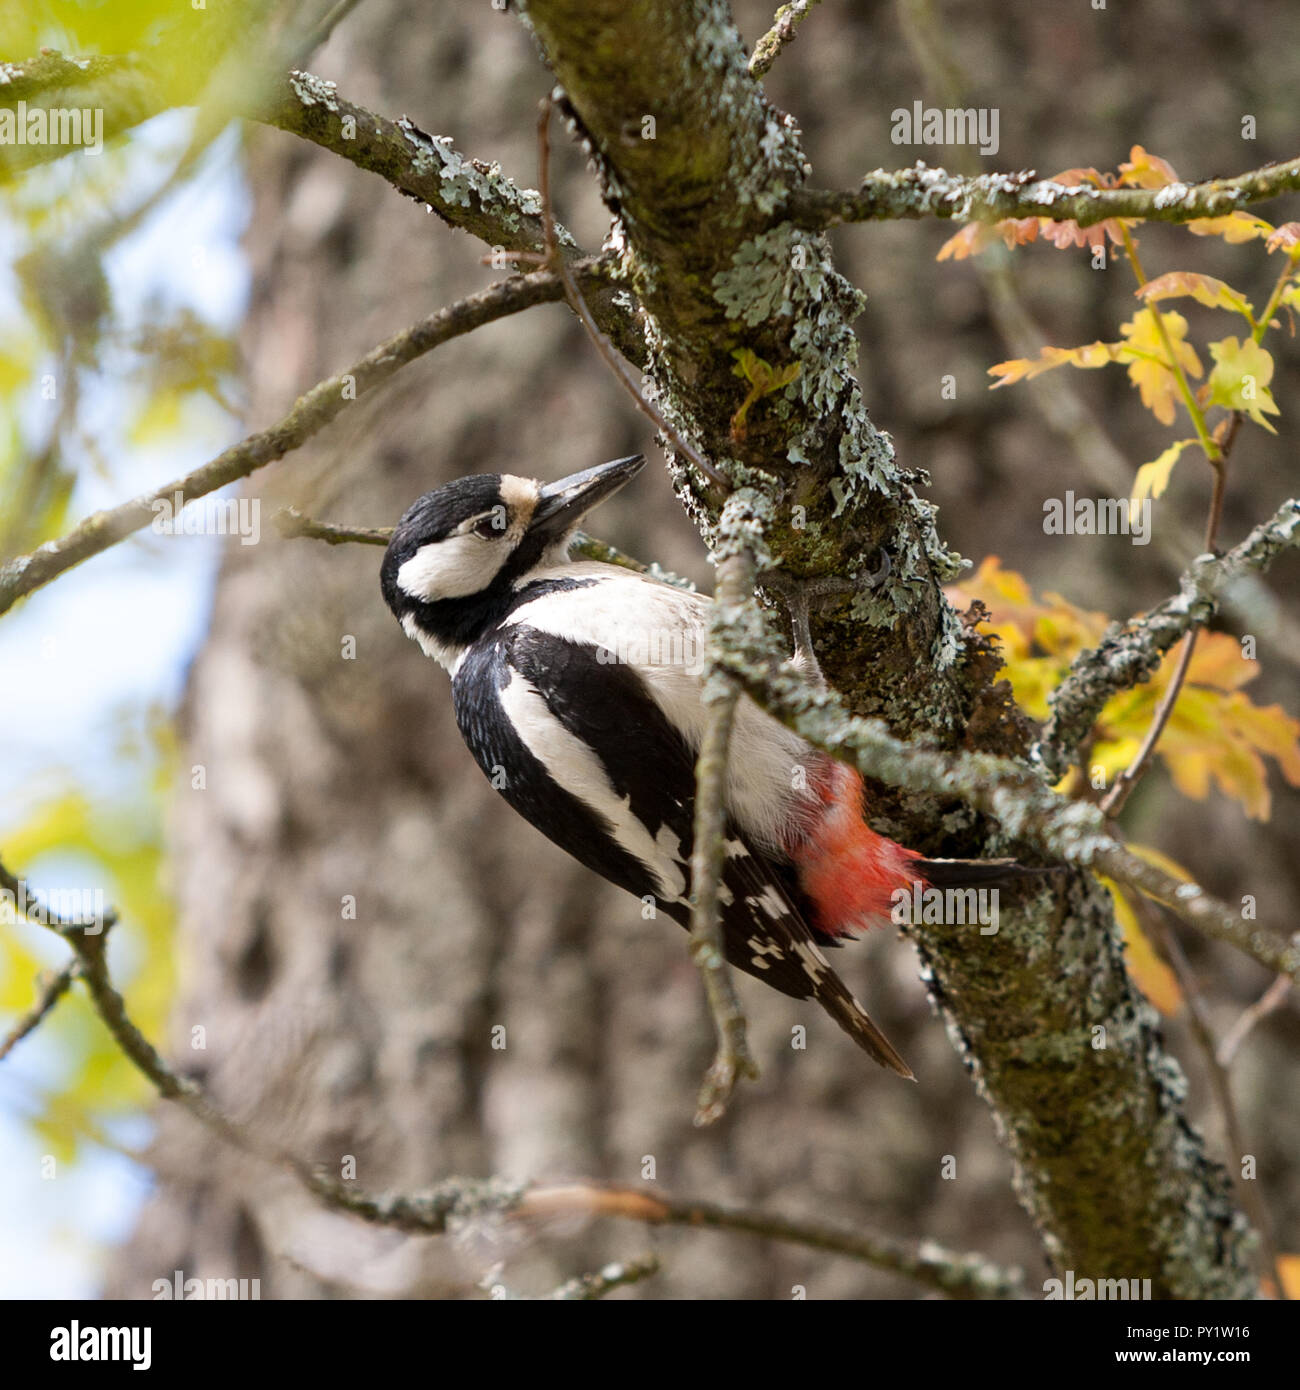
452;621;912;1076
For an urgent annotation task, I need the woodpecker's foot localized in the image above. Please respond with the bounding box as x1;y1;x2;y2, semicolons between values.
762;572;852;687
695;1040;760;1127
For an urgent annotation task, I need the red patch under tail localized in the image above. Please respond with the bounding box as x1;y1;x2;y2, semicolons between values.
786;760;926;938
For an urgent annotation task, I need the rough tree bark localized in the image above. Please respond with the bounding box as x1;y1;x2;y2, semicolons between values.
515;0;1253;1295
93;0;1273;1297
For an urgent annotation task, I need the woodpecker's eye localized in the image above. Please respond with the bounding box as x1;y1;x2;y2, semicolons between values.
472;514;505;539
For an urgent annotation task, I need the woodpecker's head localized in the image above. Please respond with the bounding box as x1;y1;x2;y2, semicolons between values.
382;453;645;668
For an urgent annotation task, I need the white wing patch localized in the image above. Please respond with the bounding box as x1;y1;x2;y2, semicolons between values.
498;666;688;902
507;563;815;853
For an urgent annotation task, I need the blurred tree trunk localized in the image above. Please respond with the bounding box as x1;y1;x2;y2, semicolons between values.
101;0;1300;1299
104;1;1034;1299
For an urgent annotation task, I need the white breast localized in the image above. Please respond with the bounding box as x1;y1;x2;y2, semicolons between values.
507;563;814;852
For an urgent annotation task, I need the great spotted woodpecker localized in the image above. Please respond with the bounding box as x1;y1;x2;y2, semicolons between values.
381;454;1010;1078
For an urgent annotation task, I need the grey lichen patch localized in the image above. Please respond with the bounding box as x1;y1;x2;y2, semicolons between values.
712;227;822;327
395;118;551;235
289;69;340;112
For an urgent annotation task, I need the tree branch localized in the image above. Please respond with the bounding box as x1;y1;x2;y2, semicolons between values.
0;266;602;616
0;961;80;1062
688;514;760;1125
704;589;1298;979
789;157;1300;232
749;1;823;80
1;852;1018;1299
1040;497;1300;779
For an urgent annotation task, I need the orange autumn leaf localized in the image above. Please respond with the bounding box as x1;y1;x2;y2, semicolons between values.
988;340;1119;387
1136;271;1254;321
1118;145;1180;189
937;218;1039;261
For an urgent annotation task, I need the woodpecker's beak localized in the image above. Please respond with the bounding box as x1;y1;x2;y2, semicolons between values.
531;454;646;540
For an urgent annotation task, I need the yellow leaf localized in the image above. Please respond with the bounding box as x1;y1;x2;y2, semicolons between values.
1118;146;1180;189
1130;438;1197;522
1136;271;1254;321
988;340;1118;388
1182;633;1258;693
1117;309;1202;426
1206;337;1280;432
1186;212;1274;243
1105;881;1182;1015
1219;694;1300;786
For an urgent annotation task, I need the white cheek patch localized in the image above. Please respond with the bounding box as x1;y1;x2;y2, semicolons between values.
396;534;510;601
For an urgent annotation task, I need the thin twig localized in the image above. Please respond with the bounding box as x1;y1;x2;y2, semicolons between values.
1;852;1018;1298
1041;497;1300;778
273;508;389;546
0;266;598;616
1133;895;1286;1297
271;508;697;587
542;1255;661;1300
1098;633;1198;818
533;95;728;493
689;545;760;1126
749;1;823;79
702;606;1300;979
516;1183;1025;1298
1217;973;1294;1068
1097;336;1237;820
0;961;80;1062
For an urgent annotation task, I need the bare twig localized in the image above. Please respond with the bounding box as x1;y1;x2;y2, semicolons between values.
2;849;1017;1298
0;961;80;1062
749;1;823;79
516;1182;1025;1299
541;1254;661;1300
1132;895;1286;1297
1217;973;1294;1068
273;508;389;546
1093;239;1238;819
689;542;760;1126
703;602;1300;980
0;266;602;616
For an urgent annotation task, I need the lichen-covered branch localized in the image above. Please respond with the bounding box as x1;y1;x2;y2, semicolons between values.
706;597;1299;980
0;50;160;178
789;157;1300;232
0;266;590;616
0;850;1017;1298
749;1;823;79
1040;497;1300;778
688;513;761;1125
514;0;1258;1297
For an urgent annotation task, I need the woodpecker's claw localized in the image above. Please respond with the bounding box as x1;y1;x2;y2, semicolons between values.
765;553;890;688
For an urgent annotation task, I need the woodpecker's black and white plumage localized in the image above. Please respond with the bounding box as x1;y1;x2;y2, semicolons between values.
382;454;1004;1078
